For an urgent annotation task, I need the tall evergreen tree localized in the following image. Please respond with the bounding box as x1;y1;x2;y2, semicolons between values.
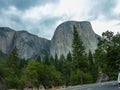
66;52;73;85
36;55;42;63
58;54;65;72
72;25;86;68
6;46;19;69
66;52;72;62
88;50;94;66
72;25;87;84
44;53;50;65
54;53;59;69
5;46;21;89
88;50;98;82
49;55;55;65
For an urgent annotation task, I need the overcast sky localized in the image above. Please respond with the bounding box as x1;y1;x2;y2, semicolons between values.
0;0;120;40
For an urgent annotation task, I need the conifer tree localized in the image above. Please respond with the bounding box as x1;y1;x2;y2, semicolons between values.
72;25;86;68
54;53;59;69
88;50;94;67
5;46;20;88
49;55;54;65
6;46;19;69
66;52;72;62
44;53;50;65
72;25;87;84
36;55;42;63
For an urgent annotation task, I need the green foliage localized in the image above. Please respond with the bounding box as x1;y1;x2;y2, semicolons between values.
36;55;42;63
0;63;6;78
70;69;81;85
62;60;72;86
72;26;85;68
18;58;28;69
22;59;63;89
94;31;120;80
0;50;7;63
72;25;88;70
82;72;93;84
88;50;98;82
70;69;93;85
72;25;88;84
3;46;23;89
2;30;120;89
6;46;19;69
66;52;72;62
43;53;50;65
23;60;40;88
88;50;94;65
54;53;59;69
49;56;55;65
41;65;62;88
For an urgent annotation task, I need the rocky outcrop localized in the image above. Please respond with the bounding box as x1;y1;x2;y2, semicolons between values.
0;27;50;59
97;72;109;82
50;21;98;58
0;21;99;59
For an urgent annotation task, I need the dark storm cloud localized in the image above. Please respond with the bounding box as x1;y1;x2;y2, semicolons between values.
0;0;119;39
0;0;58;10
0;0;60;39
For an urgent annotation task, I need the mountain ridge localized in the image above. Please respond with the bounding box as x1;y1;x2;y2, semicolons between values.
0;27;50;59
50;21;98;58
0;21;98;59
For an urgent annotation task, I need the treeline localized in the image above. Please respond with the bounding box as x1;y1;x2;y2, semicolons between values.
0;26;120;89
0;48;97;89
94;31;120;80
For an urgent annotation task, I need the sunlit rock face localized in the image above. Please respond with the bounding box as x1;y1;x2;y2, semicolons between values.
0;27;50;59
50;21;98;58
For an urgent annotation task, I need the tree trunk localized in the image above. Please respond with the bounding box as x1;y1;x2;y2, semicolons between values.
80;70;83;84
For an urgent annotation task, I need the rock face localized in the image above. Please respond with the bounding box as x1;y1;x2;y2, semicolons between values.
0;27;50;59
50;21;98;58
0;21;99;59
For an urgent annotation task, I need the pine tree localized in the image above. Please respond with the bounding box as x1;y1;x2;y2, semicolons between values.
5;46;20;89
6;46;19;69
49;55;55;65
72;25;87;84
54;53;59;69
88;50;98;82
66;52;72;62
88;50;94;66
44;53;50;65
72;25;85;68
36;55;42;63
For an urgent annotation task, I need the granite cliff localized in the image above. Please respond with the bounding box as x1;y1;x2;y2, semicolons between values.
0;21;98;59
50;21;98;58
0;27;50;59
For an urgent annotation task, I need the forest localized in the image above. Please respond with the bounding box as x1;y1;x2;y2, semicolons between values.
0;25;120;90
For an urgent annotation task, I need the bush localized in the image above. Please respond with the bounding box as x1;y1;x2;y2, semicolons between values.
82;73;93;84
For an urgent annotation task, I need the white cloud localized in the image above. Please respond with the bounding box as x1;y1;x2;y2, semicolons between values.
113;0;120;16
91;19;120;36
55;0;87;18
17;0;90;39
0;0;120;39
22;4;55;23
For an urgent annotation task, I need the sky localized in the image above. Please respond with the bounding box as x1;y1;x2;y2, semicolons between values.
0;0;120;40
